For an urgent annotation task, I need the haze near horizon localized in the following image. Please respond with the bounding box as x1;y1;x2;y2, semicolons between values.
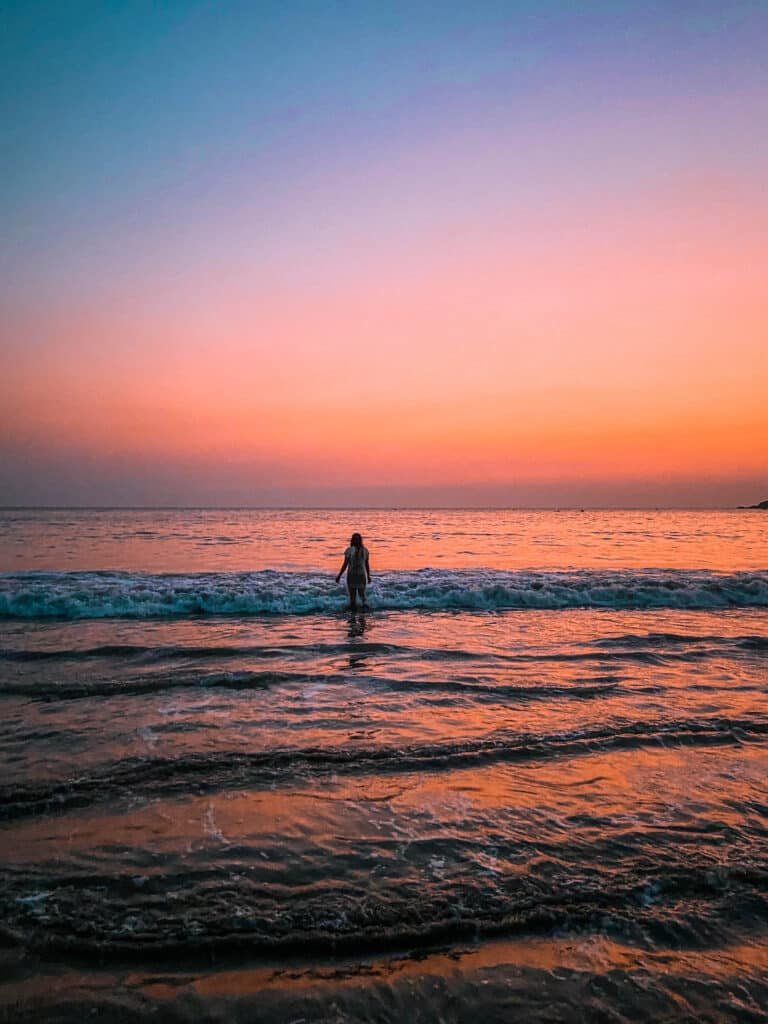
2;1;766;508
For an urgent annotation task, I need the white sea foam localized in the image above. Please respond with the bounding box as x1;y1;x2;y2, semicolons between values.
1;569;767;619
203;802;228;845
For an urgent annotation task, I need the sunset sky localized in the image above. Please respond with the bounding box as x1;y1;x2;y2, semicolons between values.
2;1;766;507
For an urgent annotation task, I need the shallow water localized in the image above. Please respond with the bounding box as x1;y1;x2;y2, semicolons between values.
1;509;766;1022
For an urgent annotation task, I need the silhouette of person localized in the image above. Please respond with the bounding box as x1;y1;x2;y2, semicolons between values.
336;532;371;611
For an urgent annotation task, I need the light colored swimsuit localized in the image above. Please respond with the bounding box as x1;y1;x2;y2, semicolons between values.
345;545;368;587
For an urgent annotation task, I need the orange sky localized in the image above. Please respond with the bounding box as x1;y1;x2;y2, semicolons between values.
2;3;766;505
4;178;766;503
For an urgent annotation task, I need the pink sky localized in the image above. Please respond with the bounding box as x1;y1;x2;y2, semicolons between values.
2;4;766;505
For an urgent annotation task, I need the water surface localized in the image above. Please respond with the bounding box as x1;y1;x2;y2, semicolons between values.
1;509;766;1022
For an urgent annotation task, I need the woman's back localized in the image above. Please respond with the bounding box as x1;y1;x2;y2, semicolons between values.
345;544;368;579
336;532;371;610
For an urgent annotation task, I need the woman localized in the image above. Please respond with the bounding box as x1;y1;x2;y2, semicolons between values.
335;532;371;611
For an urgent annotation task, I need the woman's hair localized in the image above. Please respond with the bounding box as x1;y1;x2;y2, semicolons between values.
350;532;363;548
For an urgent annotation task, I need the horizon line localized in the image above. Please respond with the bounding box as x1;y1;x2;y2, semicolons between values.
0;504;760;513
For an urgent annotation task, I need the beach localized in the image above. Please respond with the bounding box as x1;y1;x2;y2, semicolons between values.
1;508;767;1021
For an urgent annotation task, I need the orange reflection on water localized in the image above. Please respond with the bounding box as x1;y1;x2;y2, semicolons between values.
3;508;768;572
5;744;764;872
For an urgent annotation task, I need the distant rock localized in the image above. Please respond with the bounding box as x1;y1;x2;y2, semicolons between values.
738;499;768;509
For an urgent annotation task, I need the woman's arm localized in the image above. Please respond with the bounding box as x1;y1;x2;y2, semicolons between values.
335;555;349;583
365;552;371;583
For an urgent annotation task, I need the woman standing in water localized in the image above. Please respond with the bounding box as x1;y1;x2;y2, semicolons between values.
336;532;371;611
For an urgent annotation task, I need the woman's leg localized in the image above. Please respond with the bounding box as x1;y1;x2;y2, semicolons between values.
347;581;358;611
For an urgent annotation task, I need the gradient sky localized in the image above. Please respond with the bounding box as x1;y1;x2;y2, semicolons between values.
1;0;766;506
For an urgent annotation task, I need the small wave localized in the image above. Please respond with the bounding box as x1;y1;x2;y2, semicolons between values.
1;568;768;619
0;669;315;700
2;862;766;963
0;644;167;661
0;670;623;703
736;636;768;651
2;718;765;821
595;633;768;652
0;640;407;662
0;640;712;670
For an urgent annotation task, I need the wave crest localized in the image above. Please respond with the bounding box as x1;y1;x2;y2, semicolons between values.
1;568;767;619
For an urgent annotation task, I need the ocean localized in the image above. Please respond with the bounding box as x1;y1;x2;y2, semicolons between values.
1;508;766;1022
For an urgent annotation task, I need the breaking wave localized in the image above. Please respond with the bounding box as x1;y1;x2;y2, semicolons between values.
2;568;768;619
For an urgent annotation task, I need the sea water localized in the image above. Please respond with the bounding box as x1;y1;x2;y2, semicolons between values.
1;508;766;1022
